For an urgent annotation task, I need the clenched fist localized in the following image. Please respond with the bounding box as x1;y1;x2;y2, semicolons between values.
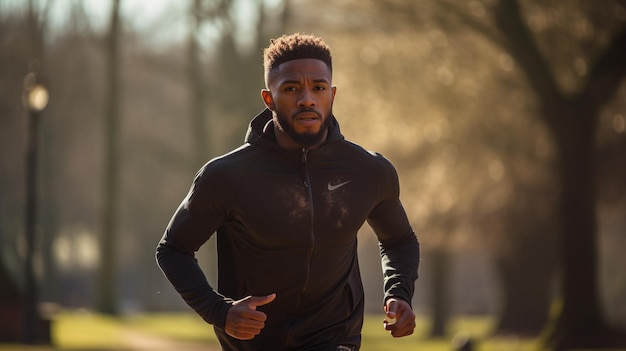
383;298;415;338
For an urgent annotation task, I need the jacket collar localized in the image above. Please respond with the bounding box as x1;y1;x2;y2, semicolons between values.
244;108;344;149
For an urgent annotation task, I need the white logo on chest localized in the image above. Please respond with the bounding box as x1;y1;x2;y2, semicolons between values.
327;180;351;191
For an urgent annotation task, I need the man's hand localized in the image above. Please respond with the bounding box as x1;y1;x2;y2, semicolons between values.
225;293;276;340
383;298;416;338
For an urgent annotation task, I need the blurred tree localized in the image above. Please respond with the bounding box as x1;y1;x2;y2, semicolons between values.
363;0;626;348
97;0;122;315
486;1;626;348
426;220;455;337
187;0;221;171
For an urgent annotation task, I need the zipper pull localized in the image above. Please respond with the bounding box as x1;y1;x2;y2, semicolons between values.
302;147;308;162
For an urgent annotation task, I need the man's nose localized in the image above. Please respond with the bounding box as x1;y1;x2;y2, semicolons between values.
297;89;316;107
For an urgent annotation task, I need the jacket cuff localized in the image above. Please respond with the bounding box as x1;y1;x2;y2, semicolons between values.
383;279;414;307
209;299;232;330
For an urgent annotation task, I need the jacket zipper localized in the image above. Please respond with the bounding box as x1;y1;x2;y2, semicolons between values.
287;148;316;347
301;148;315;295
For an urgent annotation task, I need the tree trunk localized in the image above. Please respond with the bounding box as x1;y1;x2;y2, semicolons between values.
428;248;448;337
188;0;208;171
492;1;626;348
97;0;121;315
540;97;626;349
545;102;619;349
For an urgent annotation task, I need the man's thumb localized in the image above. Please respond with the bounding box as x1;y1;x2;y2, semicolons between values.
248;293;276;309
385;300;397;318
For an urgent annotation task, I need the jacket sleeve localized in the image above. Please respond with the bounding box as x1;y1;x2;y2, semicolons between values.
155;165;232;329
367;156;420;306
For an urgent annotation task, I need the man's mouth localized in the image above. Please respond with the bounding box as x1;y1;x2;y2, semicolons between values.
294;112;321;129
295;111;321;120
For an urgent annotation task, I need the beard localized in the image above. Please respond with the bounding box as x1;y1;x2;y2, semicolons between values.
274;108;332;147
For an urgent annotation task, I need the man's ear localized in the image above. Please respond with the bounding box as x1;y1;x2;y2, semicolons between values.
261;89;274;110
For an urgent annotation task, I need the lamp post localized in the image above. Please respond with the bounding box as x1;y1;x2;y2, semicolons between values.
22;62;48;344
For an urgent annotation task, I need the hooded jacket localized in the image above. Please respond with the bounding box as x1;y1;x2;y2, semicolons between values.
156;109;420;351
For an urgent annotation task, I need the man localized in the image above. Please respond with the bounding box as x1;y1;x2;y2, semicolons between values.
156;33;420;351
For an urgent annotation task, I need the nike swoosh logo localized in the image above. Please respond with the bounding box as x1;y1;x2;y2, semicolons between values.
328;180;351;191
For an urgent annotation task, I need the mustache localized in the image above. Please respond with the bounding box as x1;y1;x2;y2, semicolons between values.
293;108;321;119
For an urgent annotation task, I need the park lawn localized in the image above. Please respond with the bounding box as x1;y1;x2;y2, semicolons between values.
361;314;536;351
0;312;536;351
124;312;219;343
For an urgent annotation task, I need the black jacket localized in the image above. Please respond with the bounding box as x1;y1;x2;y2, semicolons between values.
156;109;420;351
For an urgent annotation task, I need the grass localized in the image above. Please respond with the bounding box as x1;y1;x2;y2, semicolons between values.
124;313;219;343
0;312;536;351
361;314;536;351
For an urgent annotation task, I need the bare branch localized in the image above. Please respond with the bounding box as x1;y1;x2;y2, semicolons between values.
580;27;626;109
492;0;561;106
436;0;506;49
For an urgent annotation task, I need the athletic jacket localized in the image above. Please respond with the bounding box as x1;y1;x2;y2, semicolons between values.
156;108;420;351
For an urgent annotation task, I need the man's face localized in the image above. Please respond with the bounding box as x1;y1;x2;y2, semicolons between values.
262;58;336;148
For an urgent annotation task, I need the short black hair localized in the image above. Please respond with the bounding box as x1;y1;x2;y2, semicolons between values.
263;33;332;74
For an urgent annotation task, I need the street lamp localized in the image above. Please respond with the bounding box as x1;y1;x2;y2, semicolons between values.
22;61;48;344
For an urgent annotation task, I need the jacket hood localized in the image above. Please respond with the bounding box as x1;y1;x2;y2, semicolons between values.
244;108;344;148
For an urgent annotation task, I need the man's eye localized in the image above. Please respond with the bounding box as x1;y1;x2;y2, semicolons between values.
284;87;297;92
315;86;326;91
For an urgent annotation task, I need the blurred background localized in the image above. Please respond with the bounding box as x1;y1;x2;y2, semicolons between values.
1;0;625;348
